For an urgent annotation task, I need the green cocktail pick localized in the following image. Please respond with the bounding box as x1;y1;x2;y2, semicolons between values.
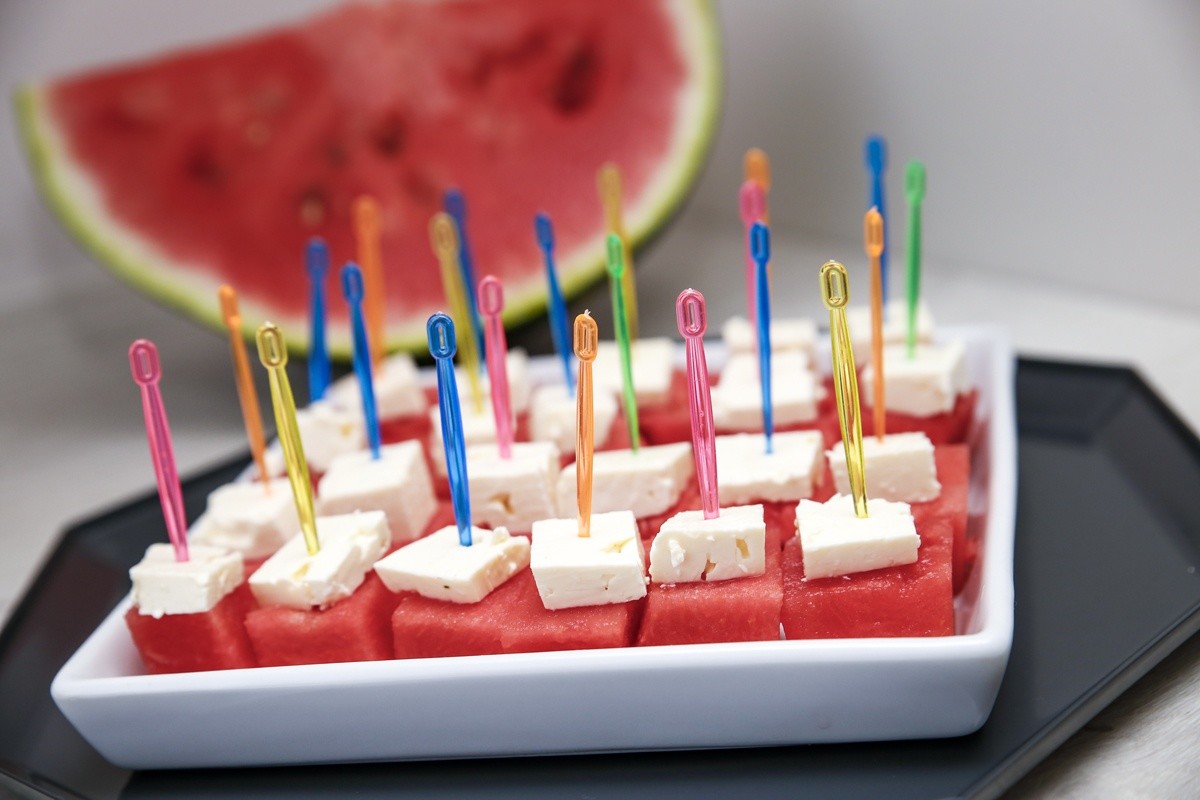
905;160;926;359
606;233;640;452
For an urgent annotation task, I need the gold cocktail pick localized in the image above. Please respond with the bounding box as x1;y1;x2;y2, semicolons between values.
821;261;868;518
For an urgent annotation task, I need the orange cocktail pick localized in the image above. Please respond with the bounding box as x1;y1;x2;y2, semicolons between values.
597;163;638;341
353;195;386;367
218;285;270;488
574;311;598;538
744;147;771;224
865;208;886;441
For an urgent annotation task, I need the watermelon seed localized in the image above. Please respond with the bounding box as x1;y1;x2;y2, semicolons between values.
371;114;407;158
184;144;224;187
551;44;598;115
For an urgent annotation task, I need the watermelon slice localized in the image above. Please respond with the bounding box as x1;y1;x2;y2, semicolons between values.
18;0;721;356
124;583;257;674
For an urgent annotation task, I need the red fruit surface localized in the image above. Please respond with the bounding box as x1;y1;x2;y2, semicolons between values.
124;583;257;674
912;445;974;594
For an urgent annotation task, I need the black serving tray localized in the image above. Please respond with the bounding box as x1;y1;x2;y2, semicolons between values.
3;358;1200;800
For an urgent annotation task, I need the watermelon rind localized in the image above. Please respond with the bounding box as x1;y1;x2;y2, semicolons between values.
15;0;722;358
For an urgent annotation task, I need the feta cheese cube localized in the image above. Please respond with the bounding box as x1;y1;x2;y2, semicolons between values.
722;316;818;360
861;340;968;417
530;511;647;609
796;495;919;579
428;400;498;477
327;353;427;420
555;442;692;519
713;351;820;431
847;299;934;365
189;477;299;560
317;441;436;544
267;400;365;475
130;543;243;618
827;432;941;503
374;525;528;604
465;441;559;534
455;348;533;414
715;430;825;505
249;511;390;610
594;337;677;407
649;504;766;584
529;383;619;455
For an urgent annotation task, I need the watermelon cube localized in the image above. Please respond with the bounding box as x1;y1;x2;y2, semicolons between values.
861;390;978;445
124;583;257;674
500;569;643;653
380;413;432;446
782;517;954;639
391;574;520;659
639;370;693;445
244;574;401;667
912;445;974;594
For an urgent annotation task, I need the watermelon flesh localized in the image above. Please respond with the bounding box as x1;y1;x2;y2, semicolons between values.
26;0;720;355
911;445;974;594
860;391;978;446
124;583;257;674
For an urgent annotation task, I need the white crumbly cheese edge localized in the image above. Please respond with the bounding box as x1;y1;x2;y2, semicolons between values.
796;495;920;579
555;442;692;519
189;477;299;560
593;337;676;407
649;504;766;584
266;400;366;475
456;349;533;414
429;400;498;476
721;316;818;360
713;351;821;430
861;339;969;417
529;383;619;455
374;525;528;604
530;511;647;610
847;299;935;365
327;353;427;420
317;441;436;544
715;430;825;505
827;432;942;503
466;441;559;534
249;510;390;610
130;543;244;618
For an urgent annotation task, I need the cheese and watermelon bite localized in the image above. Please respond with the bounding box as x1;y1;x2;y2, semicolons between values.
21;1;721;356
188;476;299;564
860;340;975;445
464;441;559;535
124;543;257;674
594;338;691;446
317;440;436;547
244;510;395;667
328;353;429;445
722;316;818;363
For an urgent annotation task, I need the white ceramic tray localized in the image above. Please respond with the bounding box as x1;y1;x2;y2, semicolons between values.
51;325;1015;770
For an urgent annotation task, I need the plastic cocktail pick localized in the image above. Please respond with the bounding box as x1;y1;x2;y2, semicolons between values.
821;261;868;519
535;212;575;395
751;222;774;454
430;213;484;414
342;263;382;460
428;313;473;547
305;237;331;402
574;312;598;538
738;180;767;325
444;188;486;363
217;285;271;488
128;340;189;562
597;163;638;341
744;147;772;193
478;276;514;459
352;195;386;367
865;135;889;304
605;233;640;452
865;208;887;441
256;323;320;555
676;289;719;520
905;160;926;359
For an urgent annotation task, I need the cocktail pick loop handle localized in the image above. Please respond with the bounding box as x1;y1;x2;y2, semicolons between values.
428;313;473;547
444;188;486;365
821;262;868;519
739;180;767;325
342;263;382;460
129;340;189;562
676;289;719;520
218;285;270;488
751;222;773;454
905;160;926;359
430;213;484;414
478;275;513;459
605;233;640;452
535;212;575;395
574;312;598;538
865;135;889;305
352;196;386;367
598;164;638;341
865;208;887;440
305;238;331;402
257;324;320;555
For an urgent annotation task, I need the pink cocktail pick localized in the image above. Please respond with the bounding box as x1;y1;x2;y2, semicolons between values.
129;339;189;562
478;275;514;459
738;179;767;326
676;289;719;520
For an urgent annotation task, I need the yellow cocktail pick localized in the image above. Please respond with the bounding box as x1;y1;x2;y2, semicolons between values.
430;212;484;414
574;311;598;538
864;208;886;442
821;261;868;519
353;195;386;367
218;285;270;489
256;323;320;555
597;163;638;341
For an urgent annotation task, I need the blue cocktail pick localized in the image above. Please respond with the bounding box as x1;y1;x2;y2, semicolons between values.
428;312;473;547
444;189;486;366
305;238;331;402
535;212;575;395
865;135;889;305
342;263;381;460
751;222;773;454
